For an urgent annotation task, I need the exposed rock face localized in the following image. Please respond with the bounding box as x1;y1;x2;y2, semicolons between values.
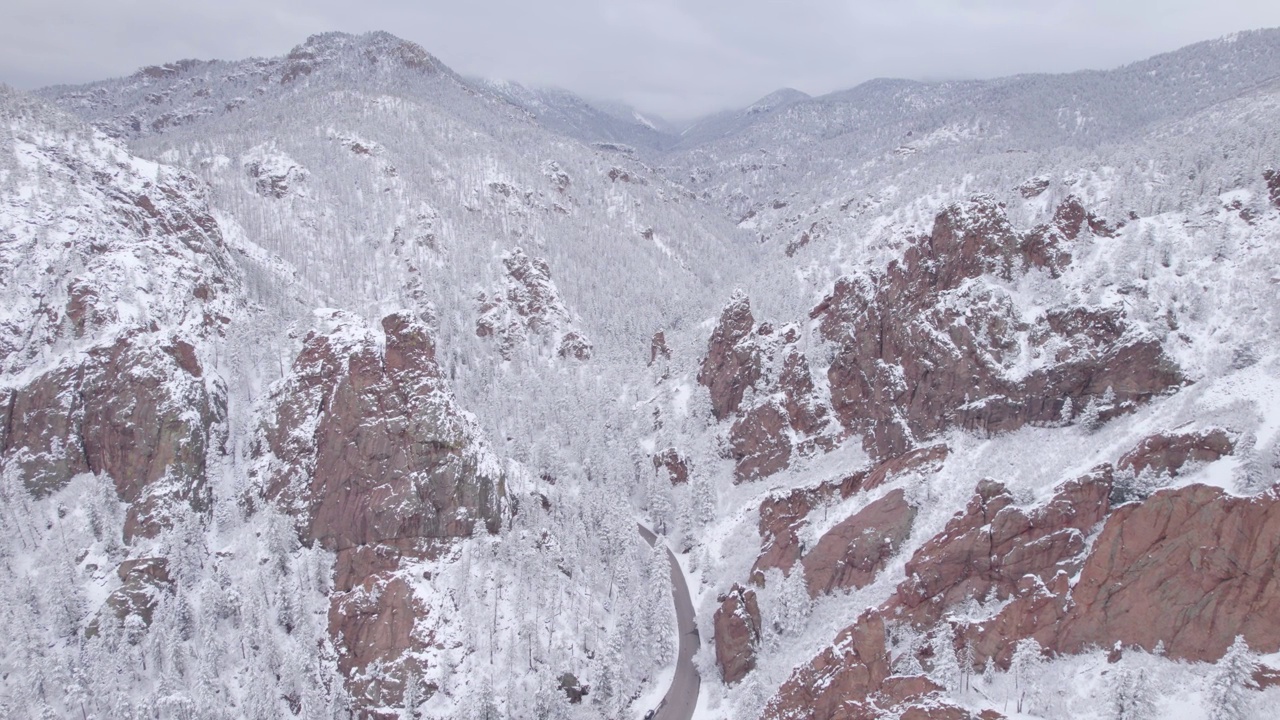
86;558;174;640
557;330;593;361
730;401;793;482
255;311;504;549
1017;176;1050;198
887;468;1112;628
244;146;309;198
2;331;224;540
253;310;504;709
753;445;948;584
802;488;918;598
652;447;690;485
697;291;761;420
476;248;590;360
1265;168;1280;208
762;610;891;720
698;292;831;482
811;197;1181;460
329;572;431;708
1056;484;1280;661
960;482;1280;668
714;584;762;685
649;330;672;365
1117;428;1235;477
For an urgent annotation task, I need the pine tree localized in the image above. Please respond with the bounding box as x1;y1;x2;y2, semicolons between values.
1109;666;1157;720
1009;638;1045;714
1207;635;1258;720
929;629;962;694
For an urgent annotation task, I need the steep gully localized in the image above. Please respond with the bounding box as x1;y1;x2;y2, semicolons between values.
639;524;702;720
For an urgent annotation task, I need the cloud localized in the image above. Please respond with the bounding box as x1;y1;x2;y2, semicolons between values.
2;0;1279;118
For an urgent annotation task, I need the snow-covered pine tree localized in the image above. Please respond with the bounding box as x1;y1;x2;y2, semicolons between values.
1010;638;1046;714
1109;665;1157;720
929;628;962;694
1207;635;1258;720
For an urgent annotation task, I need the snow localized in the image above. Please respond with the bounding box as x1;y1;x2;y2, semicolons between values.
3;26;1280;720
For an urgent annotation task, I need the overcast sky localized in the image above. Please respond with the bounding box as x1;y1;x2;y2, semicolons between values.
4;1;1280;119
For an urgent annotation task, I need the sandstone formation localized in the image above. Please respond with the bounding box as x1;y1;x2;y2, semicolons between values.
1117;428;1235;478
802;488;918;598
887;468;1112;629
698;292;832;482
476;248;590;360
652;447;690;485
2;331;224;540
753;445;947;584
713;583;762;685
697;291;761;421
810;196;1181;459
1056;484;1280;661
762;610;891;720
253;310;505;709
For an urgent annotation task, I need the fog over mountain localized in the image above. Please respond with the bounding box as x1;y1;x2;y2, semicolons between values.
6;1;1280;116
3;18;1280;720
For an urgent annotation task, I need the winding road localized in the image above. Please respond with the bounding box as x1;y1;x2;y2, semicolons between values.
638;524;701;720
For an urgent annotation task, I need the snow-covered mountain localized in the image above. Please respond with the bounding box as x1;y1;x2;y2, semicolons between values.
4;26;1280;720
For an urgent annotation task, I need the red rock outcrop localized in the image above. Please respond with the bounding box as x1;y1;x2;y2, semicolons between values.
699;293;832;481
1055;484;1280;661
1017;176;1050;198
753;445;948;583
802;488;918;598
730;401;794;482
698;291;762;420
253;310;504;710
86;558;175;640
1265;168;1280;208
714;584;762;685
762;610;891;720
255;311;504;549
476;248;590;360
557;330;593;360
958;482;1280;669
329;572;431;708
652;447;690;485
812;197;1181;460
2;330;223;540
1117;428;1235;477
886;468;1112;628
650;330;672;365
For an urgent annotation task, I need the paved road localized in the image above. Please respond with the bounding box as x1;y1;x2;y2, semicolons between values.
638;524;701;720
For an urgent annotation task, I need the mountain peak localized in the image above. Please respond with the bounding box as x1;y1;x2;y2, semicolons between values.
284;30;445;76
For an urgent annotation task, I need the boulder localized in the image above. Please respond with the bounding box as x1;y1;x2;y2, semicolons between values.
1117;429;1235;477
714;584;762;685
